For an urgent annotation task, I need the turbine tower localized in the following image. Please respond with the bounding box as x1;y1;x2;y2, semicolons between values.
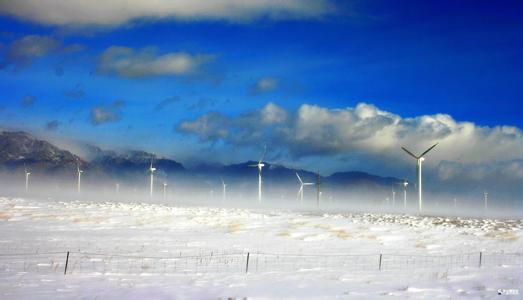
402;181;408;209
148;157;156;198
316;170;321;208
163;182;167;200
392;188;396;207
221;178;227;202
76;163;83;194
296;172;314;204
24;165;31;192
249;145;266;204
401;143;438;214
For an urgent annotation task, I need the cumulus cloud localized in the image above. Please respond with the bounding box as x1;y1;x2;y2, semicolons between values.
178;102;523;180
7;35;59;67
0;0;335;26
90;100;125;125
251;77;279;94
45;120;59;131
2;34;84;68
20;95;35;107
155;96;180;111
97;46;213;78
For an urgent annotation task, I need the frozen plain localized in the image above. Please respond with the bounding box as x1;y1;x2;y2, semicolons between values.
0;196;522;299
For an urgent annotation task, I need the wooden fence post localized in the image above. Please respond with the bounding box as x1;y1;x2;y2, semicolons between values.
64;251;70;275
479;252;482;268
246;252;250;273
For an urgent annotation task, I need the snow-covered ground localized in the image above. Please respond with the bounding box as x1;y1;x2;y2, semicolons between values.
0;196;522;299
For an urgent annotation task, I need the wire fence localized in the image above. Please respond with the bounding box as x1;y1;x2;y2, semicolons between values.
0;250;521;275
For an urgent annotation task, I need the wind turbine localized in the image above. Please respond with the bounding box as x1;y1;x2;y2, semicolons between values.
316;171;321;208
296;172;314;204
148;157;156;198
76;163;83;194
401;143;438;214
249;145;266;204
483;191;488;211
402;181;408;209
221;177;227;202
163;182;168;200
24;165;31;192
391;188;396;208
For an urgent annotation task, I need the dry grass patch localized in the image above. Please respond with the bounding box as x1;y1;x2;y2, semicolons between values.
0;211;12;220
415;241;426;248
331;229;351;240
485;231;518;241
227;221;243;233
277;230;291;237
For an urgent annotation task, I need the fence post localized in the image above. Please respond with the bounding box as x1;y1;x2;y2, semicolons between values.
245;252;250;274
64;251;70;275
479;252;482;268
379;254;382;271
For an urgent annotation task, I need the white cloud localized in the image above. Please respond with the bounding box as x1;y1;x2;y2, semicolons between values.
0;0;335;26
97;46;213;78
90;100;125;125
178;102;523;180
2;34;84;68
251;77;279;94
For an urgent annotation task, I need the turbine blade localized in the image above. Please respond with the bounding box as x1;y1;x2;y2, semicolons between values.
296;172;303;184
259;144;267;163
401;147;418;159
420;142;439;157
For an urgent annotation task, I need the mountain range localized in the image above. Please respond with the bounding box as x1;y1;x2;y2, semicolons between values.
0;130;401;197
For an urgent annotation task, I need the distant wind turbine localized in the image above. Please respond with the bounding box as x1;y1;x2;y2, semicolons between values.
163;182;168;200
402;181;408;209
76;163;83;194
221;178;227;202
24;165;31;192
392;188;396;207
316;170;321;208
249;145;266;204
484;191;488;211
401;143;438;213
149;157;156;198
396;181;408;209
296;172;314;204
115;182;120;195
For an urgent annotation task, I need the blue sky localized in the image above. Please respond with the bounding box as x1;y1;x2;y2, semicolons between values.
0;1;522;189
